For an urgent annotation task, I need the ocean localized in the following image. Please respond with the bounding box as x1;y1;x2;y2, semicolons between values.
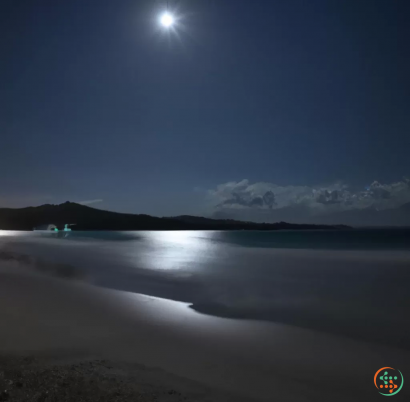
1;229;410;349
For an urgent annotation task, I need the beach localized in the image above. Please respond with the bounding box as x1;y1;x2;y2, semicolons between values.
1;230;410;401
1;269;409;401
3;0;408;397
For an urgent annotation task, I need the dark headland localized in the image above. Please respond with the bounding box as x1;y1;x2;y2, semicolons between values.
0;202;349;231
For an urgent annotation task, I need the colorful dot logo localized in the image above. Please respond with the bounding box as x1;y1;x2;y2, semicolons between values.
374;367;403;396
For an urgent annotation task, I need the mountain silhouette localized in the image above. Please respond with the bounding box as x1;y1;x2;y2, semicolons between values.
0;202;348;231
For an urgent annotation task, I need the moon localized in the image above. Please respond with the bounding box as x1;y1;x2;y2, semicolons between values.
160;12;174;28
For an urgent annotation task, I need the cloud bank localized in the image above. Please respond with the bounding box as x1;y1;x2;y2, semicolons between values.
208;178;410;225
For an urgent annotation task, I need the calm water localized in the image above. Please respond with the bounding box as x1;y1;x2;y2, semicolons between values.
1;229;410;348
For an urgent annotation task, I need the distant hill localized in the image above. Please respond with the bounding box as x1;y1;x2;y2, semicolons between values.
212;202;410;227
306;202;410;226
0;202;349;231
173;214;347;229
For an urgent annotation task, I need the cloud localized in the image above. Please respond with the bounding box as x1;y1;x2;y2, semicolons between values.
78;199;103;205
207;177;410;224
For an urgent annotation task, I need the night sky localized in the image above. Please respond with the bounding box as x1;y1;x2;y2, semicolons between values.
1;0;409;222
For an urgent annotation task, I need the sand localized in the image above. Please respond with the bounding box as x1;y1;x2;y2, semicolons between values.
1;266;409;401
0;355;247;402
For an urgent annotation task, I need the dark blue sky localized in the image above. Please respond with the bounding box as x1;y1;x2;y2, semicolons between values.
1;0;409;216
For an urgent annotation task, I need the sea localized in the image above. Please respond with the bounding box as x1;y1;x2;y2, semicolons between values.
1;228;410;349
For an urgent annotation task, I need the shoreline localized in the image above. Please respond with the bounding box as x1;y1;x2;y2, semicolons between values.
2;244;410;351
1;267;410;401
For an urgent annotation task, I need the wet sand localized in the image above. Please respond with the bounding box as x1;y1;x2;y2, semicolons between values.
1;267;409;401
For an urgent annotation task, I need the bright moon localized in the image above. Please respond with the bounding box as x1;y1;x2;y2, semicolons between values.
160;12;174;28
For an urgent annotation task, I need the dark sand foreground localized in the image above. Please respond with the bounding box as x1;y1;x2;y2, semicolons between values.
0;355;246;402
1;264;410;401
